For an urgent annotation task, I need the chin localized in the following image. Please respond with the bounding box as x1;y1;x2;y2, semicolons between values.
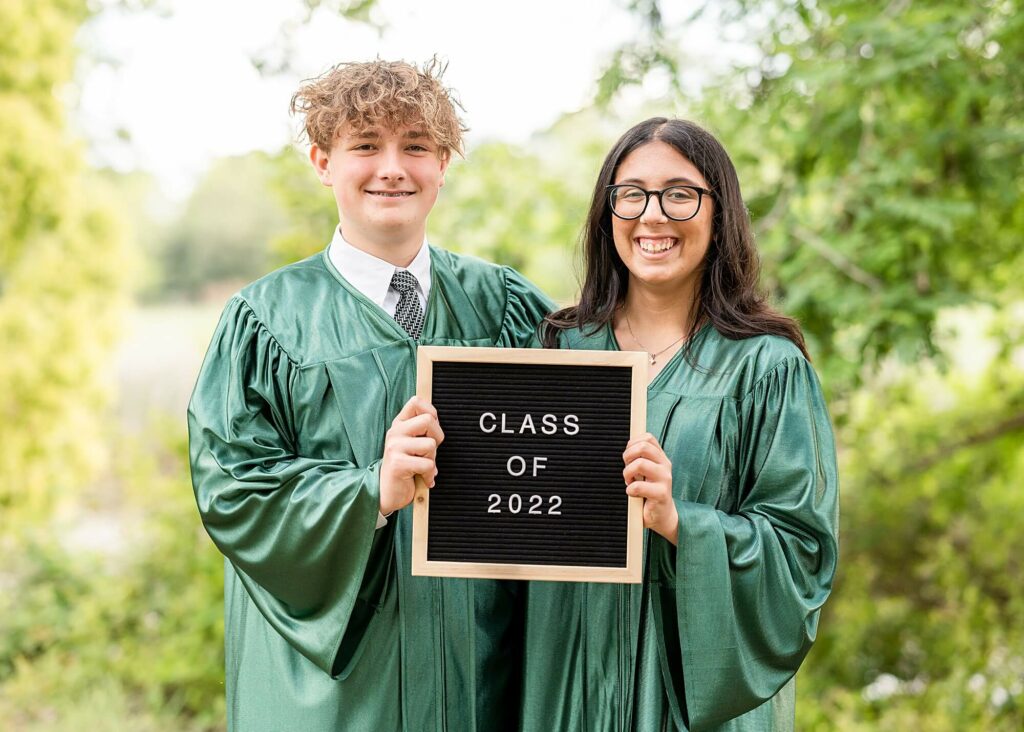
371;215;414;229
631;269;696;291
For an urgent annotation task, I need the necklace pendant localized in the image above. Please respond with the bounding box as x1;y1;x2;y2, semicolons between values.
649;354;657;366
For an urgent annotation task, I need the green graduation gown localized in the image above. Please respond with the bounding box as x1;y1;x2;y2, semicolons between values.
187;246;553;732
522;324;839;732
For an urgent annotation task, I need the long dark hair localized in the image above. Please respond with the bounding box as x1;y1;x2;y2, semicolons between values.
541;117;808;360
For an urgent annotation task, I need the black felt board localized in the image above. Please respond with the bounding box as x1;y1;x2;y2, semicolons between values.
426;360;633;567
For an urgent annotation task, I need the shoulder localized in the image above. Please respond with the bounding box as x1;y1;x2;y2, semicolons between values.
695;328;813;398
431;247;546;297
430;247;552;340
238;251;332;310
554;323;611;351
227;251;338;363
711;330;805;370
431;246;509;286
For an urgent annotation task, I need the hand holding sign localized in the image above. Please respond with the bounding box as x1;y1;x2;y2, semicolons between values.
380;396;445;516
623;433;679;546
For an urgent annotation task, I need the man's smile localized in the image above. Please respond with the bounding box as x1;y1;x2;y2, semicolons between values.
366;190;414;198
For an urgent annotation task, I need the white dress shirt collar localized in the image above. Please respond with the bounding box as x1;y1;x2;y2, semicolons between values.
327;227;432;313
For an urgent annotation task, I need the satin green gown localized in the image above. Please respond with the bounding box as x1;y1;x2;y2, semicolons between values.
187;246;553;732
522;324;839;732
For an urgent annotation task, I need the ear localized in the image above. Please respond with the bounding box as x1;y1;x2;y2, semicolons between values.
438;152;451;188
310;144;332;187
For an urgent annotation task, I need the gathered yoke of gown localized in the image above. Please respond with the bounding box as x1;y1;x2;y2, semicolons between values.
522;323;839;732
188;246;554;732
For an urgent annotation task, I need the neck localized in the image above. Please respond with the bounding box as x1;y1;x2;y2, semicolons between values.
340;222;425;268
620;277;696;334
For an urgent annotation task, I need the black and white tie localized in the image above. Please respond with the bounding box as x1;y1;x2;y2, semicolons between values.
390;269;424;340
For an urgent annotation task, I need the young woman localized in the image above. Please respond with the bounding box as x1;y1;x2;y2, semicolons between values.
522;118;839;731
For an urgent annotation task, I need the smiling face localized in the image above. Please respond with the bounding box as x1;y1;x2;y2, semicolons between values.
311;124;449;264
610;140;713;299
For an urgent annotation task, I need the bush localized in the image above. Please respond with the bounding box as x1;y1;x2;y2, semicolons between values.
0;424;225;731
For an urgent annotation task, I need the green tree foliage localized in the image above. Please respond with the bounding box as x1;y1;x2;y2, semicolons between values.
90;168;171;298
262;146;339;265
0;427;225;731
727;0;1024;391
800;309;1024;730
595;0;681;105
0;0;133;523
603;0;1024;390
428;142;587;302
154;153;288;300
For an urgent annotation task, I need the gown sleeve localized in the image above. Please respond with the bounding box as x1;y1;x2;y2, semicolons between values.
657;355;840;731
187;297;384;678
495;266;554;347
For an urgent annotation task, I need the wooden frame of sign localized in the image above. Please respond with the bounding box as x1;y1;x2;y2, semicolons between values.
411;346;647;583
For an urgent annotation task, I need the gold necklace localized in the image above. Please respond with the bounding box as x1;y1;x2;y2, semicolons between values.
625;313;686;366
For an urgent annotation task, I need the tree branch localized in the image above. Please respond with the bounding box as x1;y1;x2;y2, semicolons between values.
792;225;885;292
752;185;793;238
888;411;1024;483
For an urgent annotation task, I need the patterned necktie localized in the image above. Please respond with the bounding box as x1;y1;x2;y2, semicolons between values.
390;269;424;340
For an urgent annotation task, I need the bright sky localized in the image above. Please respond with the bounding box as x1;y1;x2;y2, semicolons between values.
74;0;736;199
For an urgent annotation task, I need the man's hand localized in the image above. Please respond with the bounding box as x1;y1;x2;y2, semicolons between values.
623;433;679;545
379;397;444;516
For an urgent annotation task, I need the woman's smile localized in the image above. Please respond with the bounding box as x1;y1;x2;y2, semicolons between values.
635;236;679;255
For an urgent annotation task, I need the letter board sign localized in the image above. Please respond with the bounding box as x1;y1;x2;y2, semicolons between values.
411;346;647;583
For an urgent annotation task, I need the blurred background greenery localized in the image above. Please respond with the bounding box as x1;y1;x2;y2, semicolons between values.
1;0;1022;729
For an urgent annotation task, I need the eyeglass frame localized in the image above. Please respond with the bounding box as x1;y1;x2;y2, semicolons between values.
605;183;715;222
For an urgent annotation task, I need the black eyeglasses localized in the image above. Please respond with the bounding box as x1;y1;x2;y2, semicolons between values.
606;184;714;222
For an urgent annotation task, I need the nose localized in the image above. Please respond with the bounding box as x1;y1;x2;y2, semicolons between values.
376;145;406;181
639;192;668;223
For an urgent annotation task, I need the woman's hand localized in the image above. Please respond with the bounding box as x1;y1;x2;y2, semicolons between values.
623;433;678;545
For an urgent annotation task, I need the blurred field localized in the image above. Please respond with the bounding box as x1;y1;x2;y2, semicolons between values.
115;304;223;432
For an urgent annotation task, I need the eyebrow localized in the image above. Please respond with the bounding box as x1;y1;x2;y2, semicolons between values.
347;130;381;141
344;129;432;143
617;176;704;187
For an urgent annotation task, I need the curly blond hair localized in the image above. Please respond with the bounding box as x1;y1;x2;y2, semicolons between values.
290;58;466;158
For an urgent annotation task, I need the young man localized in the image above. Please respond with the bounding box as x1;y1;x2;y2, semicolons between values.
188;60;553;731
